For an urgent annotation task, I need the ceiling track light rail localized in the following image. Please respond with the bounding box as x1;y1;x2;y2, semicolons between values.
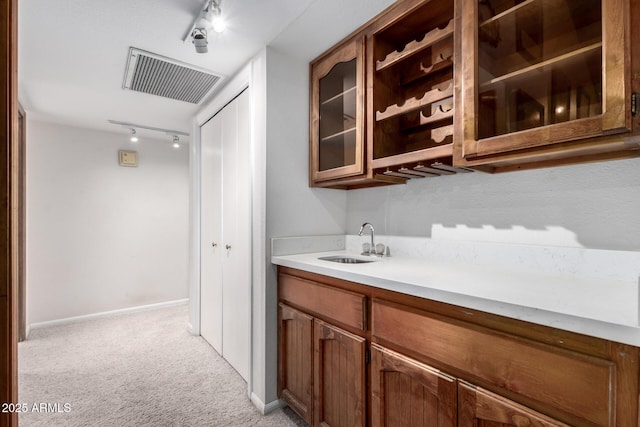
108;120;189;146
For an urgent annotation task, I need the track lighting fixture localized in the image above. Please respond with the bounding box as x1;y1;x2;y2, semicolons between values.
108;120;189;148
186;0;225;54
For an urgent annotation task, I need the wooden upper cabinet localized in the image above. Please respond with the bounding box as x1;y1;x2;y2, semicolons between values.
308;0;477;189
314;319;366;427
309;0;639;184
310;37;366;185
458;382;571;427
458;0;631;160
370;343;457;427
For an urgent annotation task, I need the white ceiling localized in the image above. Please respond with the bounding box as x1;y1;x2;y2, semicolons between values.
18;0;395;142
17;0;316;141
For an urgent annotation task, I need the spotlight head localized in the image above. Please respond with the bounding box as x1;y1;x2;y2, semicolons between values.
206;0;225;32
211;15;225;33
192;28;208;53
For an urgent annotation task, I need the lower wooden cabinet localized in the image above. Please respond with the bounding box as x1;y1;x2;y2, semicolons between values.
314;319;366;427
279;302;366;427
278;267;640;427
279;303;313;424
370;344;456;427
458;382;570;427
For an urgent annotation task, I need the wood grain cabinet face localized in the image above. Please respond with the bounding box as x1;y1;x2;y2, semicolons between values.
458;0;631;160
371;299;617;426
370;343;457;427
314;319;366;427
279;272;367;332
278;268;640;427
279;303;314;424
458;382;571;427
370;0;458;176
310;37;366;185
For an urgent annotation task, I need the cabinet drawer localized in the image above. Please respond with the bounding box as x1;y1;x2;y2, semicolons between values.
372;299;614;426
279;273;366;331
458;381;572;427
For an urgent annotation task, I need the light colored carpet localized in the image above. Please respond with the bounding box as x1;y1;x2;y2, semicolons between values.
18;304;306;426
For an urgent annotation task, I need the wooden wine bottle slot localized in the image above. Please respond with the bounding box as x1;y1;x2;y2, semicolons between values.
432;124;454;143
398;167;439;177
419;104;454;126
376;19;454;71
376;82;454;121
414;164;454;175
382;169;417;179
402;54;453;86
419;54;453;75
430;162;474;173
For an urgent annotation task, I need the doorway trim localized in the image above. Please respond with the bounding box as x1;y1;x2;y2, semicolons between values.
17;104;26;342
1;0;19;424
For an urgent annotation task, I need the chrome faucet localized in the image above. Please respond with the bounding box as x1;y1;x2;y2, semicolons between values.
359;222;376;256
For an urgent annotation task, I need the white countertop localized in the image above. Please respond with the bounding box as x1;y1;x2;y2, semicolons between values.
272;247;640;347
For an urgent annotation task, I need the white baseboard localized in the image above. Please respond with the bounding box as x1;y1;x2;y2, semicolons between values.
250;393;285;415
29;299;189;330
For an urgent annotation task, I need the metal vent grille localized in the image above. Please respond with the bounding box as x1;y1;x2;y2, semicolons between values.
122;48;223;104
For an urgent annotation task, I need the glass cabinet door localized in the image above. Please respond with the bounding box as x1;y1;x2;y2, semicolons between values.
459;0;630;159
310;38;365;183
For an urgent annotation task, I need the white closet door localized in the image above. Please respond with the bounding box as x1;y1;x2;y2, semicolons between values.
199;112;223;353
200;89;251;381
222;89;250;381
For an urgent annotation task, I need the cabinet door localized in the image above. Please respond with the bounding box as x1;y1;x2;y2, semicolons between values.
370;344;456;427
314;319;366;427
310;37;365;184
459;0;631;159
458;382;571;427
279;303;313;424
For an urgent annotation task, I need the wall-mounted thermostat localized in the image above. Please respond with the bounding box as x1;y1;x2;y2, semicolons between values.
119;150;138;167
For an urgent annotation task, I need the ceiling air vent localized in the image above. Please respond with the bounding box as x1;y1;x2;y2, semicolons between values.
122;47;223;104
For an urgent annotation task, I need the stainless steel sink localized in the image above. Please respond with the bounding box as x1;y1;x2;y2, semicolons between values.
318;255;374;264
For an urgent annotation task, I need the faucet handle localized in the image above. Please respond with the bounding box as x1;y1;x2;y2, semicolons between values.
375;243;386;256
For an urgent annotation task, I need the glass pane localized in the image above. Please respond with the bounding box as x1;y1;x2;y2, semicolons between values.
319;59;357;171
477;0;602;139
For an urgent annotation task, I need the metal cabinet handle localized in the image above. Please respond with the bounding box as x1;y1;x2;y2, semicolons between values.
225;244;232;250
212;242;218;247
